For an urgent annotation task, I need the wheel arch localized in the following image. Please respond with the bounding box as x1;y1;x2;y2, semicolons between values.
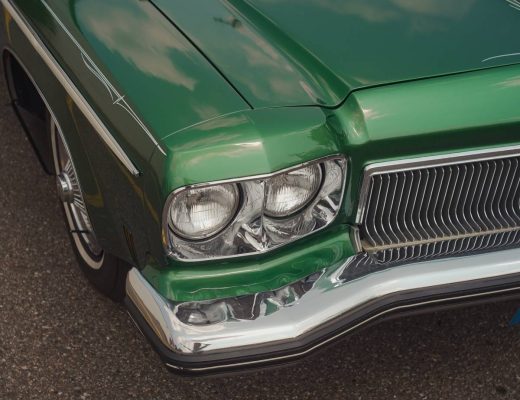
3;48;53;173
1;46;147;268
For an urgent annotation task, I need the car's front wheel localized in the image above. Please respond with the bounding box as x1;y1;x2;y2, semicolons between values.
50;113;128;300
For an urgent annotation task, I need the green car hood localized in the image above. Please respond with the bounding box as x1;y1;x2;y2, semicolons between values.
151;0;520;108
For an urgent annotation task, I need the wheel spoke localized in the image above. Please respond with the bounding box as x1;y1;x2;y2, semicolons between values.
54;121;102;258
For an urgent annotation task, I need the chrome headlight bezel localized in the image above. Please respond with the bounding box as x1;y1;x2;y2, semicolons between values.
163;155;347;262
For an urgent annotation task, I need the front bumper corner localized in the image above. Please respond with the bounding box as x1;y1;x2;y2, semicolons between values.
124;248;520;375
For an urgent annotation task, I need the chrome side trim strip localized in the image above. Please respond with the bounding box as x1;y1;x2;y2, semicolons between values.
1;0;141;176
126;247;520;372
39;0;166;157
356;144;520;223
364;226;520;252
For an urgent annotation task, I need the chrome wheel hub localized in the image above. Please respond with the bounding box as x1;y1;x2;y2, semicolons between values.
52;119;103;265
56;172;74;204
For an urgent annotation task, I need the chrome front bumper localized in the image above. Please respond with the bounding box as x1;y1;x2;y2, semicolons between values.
125;248;520;374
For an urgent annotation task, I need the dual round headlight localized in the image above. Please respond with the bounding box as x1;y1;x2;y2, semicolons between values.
169;184;239;240
264;164;322;218
169;164;323;241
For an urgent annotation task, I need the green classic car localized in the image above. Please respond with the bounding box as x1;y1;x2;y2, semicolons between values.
2;0;520;374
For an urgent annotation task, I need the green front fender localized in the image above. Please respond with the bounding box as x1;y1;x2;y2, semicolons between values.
141;105;355;301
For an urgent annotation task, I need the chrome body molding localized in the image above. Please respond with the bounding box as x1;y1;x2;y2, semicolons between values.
126;247;520;371
506;0;520;12
39;0;166;157
1;0;141;175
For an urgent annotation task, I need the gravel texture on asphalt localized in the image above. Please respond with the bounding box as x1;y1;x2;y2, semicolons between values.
1;78;520;400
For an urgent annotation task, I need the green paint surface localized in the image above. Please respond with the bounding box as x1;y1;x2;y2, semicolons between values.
10;0;520;302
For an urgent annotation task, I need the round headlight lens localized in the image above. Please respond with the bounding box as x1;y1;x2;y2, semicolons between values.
169;184;239;240
264;164;322;218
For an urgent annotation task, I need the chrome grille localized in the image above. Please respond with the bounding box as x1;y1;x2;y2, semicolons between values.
357;149;520;267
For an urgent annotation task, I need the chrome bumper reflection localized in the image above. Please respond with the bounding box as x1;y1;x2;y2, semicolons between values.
126;247;520;361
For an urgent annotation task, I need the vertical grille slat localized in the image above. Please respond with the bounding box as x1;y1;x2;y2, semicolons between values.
415;169;430;239
392;173;407;243
380;174;395;244
386;173;400;243
496;160;509;226
401;171;415;242
509;159;520;220
364;176;379;247
358;153;520;268
459;164;475;232
421;169;435;238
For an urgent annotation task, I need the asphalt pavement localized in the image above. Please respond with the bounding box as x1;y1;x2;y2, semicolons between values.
1;79;520;400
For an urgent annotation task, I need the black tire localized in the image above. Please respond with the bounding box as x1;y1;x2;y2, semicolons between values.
49;111;129;301
67;234;129;302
